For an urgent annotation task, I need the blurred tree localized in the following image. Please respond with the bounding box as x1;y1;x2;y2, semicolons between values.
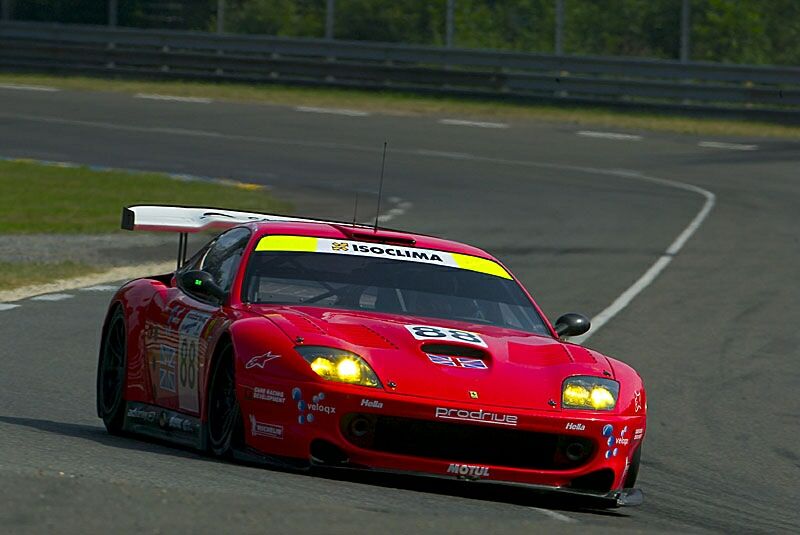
12;0;106;24
455;0;555;52
334;0;445;44
691;0;769;64
225;0;324;37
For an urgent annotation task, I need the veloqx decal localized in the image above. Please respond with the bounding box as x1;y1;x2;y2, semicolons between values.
255;235;511;279
406;325;488;348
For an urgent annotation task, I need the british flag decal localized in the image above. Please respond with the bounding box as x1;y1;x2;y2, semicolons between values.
427;354;488;369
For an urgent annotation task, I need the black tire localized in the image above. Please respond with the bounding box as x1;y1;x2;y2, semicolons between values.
624;445;642;488
206;342;243;457
96;307;127;434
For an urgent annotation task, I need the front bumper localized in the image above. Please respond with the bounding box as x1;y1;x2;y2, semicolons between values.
239;379;646;503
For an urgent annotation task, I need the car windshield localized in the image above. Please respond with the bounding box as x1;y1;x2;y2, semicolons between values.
242;250;550;335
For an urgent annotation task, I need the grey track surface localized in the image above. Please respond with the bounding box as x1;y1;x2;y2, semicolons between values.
1;89;798;534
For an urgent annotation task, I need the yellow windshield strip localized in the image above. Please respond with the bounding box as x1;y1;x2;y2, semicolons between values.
255;235;318;252
452;253;512;279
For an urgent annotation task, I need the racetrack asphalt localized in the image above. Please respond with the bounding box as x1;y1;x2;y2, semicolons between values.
0;88;798;534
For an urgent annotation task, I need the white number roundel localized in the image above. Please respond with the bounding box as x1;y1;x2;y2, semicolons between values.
405;325;487;347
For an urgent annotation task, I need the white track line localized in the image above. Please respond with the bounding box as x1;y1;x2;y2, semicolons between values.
698;141;758;151
577;131;643;141
0;83;60;92
29;293;74;302
79;285;120;292
0;303;21;311
530;507;577;523
438;119;509;129
295;106;370;117
135;93;213;104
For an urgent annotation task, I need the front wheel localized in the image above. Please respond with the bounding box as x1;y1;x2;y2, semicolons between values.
206;342;243;457
97;307;127;434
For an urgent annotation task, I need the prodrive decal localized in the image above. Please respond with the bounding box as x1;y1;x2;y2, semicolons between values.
254;235;511;279
435;407;518;427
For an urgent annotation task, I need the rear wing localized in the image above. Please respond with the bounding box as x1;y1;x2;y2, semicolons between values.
121;204;371;269
120;205;328;233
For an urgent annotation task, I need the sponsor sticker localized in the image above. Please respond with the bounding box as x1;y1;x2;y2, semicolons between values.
565;422;585;431
634;428;644;440
157;344;177;393
447;463;491;478
407;325;488;348
249;415;283;439
127;407;158;422
250;387;285;404
254;235;512;279
427;354;488;369
634;390;642;413
245;352;281;369
292;388;335;424
360;398;383;409
435;407;517;427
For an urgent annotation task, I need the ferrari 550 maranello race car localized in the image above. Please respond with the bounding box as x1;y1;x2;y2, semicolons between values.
97;205;646;507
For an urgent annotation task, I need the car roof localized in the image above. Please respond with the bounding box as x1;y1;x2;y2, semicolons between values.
245;220;498;261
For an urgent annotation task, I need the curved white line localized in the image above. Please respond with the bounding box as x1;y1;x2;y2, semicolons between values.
1;112;716;339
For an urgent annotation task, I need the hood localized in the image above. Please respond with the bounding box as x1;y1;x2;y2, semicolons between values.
257;306;612;411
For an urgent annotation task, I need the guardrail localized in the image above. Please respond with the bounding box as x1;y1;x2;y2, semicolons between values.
2;21;799;120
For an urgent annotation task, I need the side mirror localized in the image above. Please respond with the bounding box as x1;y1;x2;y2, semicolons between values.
180;270;226;303
554;313;591;337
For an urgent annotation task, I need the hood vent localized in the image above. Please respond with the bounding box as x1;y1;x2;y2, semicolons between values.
421;343;487;360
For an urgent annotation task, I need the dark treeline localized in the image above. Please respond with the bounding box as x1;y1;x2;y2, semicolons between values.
7;0;800;65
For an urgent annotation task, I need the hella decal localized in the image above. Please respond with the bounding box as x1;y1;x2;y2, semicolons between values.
565;422;585;431
361;399;383;409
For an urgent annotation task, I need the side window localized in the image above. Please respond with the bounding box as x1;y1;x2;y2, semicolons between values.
195;227;251;292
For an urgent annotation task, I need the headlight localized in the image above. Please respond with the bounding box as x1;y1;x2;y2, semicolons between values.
562;376;619;410
296;346;382;388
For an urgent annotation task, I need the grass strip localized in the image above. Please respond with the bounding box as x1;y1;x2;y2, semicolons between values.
0;261;103;291
0;159;289;234
1;72;798;139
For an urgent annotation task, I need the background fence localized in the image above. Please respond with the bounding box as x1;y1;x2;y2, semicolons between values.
2;1;800;66
1;20;798;121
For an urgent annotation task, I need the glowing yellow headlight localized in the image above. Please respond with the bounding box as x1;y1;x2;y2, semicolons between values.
336;358;362;383
562;384;590;406
561;376;619;410
310;357;335;378
297;346;382;388
589;386;616;409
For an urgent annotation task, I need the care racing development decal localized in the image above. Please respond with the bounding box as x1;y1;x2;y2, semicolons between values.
406;325;488;348
435;407;518;427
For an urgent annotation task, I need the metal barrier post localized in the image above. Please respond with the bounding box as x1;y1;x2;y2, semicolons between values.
446;0;455;48
217;0;225;34
680;0;691;62
325;0;335;39
555;0;564;55
108;0;117;27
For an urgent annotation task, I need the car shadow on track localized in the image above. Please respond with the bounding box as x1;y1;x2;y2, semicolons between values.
0;414;629;517
312;467;628;517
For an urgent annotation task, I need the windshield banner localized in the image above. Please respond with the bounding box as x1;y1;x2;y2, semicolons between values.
255;235;511;279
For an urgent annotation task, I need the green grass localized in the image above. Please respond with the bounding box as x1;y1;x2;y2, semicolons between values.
0;261;103;291
0;159;289;234
2;72;799;139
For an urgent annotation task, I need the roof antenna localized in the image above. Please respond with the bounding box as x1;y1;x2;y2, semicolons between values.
374;141;388;232
351;192;359;227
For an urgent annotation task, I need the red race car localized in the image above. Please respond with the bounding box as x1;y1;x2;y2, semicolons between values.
97;205;646;507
